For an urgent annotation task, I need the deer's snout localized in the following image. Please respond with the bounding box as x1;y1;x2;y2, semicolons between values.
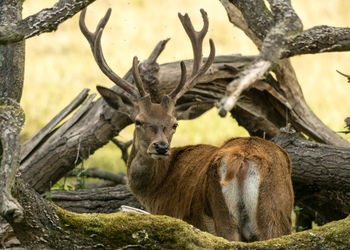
153;141;169;155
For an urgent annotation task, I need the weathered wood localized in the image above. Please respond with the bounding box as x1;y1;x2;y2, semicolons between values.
218;0;303;113
220;0;350;148
20;88;90;162
48;185;141;213
0;99;25;223
274;129;350;192
0;0;26;225
273;128;350;224
0;0;25;102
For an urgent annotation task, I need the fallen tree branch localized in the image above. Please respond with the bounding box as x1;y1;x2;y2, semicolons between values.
49;185;141;213
220;0;350;148
20;88;90;161
218;0;303;114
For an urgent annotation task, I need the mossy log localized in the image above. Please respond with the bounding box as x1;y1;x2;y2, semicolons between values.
6;177;349;249
56;207;350;249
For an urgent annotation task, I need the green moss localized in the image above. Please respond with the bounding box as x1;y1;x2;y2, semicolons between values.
56;206;232;249
251;215;350;249
56;206;350;249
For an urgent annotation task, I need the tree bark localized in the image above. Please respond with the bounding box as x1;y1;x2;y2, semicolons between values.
0;0;25;102
273;129;350;224
49;185;141;213
0;0;26;224
219;0;350;148
0;0;97;45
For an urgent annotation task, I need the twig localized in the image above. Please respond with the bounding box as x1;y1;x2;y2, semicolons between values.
68;168;126;185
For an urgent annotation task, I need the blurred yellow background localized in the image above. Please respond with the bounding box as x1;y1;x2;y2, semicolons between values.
21;0;350;173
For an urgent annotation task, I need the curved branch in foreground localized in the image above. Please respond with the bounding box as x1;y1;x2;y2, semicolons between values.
6;176;350;249
56;210;350;249
0;0;96;45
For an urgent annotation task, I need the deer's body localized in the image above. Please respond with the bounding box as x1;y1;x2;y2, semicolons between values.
127;137;293;241
81;7;294;242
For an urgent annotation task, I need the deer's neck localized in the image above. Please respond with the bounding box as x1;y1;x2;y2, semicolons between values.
126;144;169;196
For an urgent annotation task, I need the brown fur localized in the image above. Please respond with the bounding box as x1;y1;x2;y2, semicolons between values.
127;131;294;241
99;87;294;242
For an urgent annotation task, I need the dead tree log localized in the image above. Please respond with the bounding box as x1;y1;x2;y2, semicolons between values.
273;129;350;225
49;185;141;213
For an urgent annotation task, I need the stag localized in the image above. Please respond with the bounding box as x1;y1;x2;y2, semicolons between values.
80;7;294;242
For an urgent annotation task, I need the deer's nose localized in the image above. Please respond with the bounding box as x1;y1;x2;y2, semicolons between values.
153;142;169;155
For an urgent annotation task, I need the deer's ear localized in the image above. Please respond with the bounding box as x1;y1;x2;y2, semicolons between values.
97;86;124;110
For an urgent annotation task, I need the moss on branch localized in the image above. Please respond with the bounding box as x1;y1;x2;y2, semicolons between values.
56;206;350;249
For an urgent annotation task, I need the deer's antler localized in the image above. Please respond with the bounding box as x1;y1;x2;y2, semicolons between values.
170;9;216;101
79;8;140;100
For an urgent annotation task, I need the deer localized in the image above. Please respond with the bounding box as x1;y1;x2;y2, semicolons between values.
79;7;294;242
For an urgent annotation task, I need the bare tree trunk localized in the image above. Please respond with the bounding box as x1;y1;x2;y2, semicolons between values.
0;0;26;224
0;0;25;102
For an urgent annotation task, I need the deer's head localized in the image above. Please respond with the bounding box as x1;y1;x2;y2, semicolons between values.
80;8;215;159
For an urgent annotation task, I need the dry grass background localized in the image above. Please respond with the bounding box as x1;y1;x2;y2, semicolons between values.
21;0;350;173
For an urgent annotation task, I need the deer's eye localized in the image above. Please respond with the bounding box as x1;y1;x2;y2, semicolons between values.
135;120;143;127
172;123;178;130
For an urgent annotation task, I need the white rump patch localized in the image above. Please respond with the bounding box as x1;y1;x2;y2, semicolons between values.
220;160;240;223
241;160;259;240
220;159;260;240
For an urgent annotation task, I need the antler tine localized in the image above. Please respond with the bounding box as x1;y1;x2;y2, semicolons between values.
178;9;209;76
79;8;111;48
336;70;350;82
169;61;187;99
132;57;146;97
79;8;139;99
171;10;215;101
